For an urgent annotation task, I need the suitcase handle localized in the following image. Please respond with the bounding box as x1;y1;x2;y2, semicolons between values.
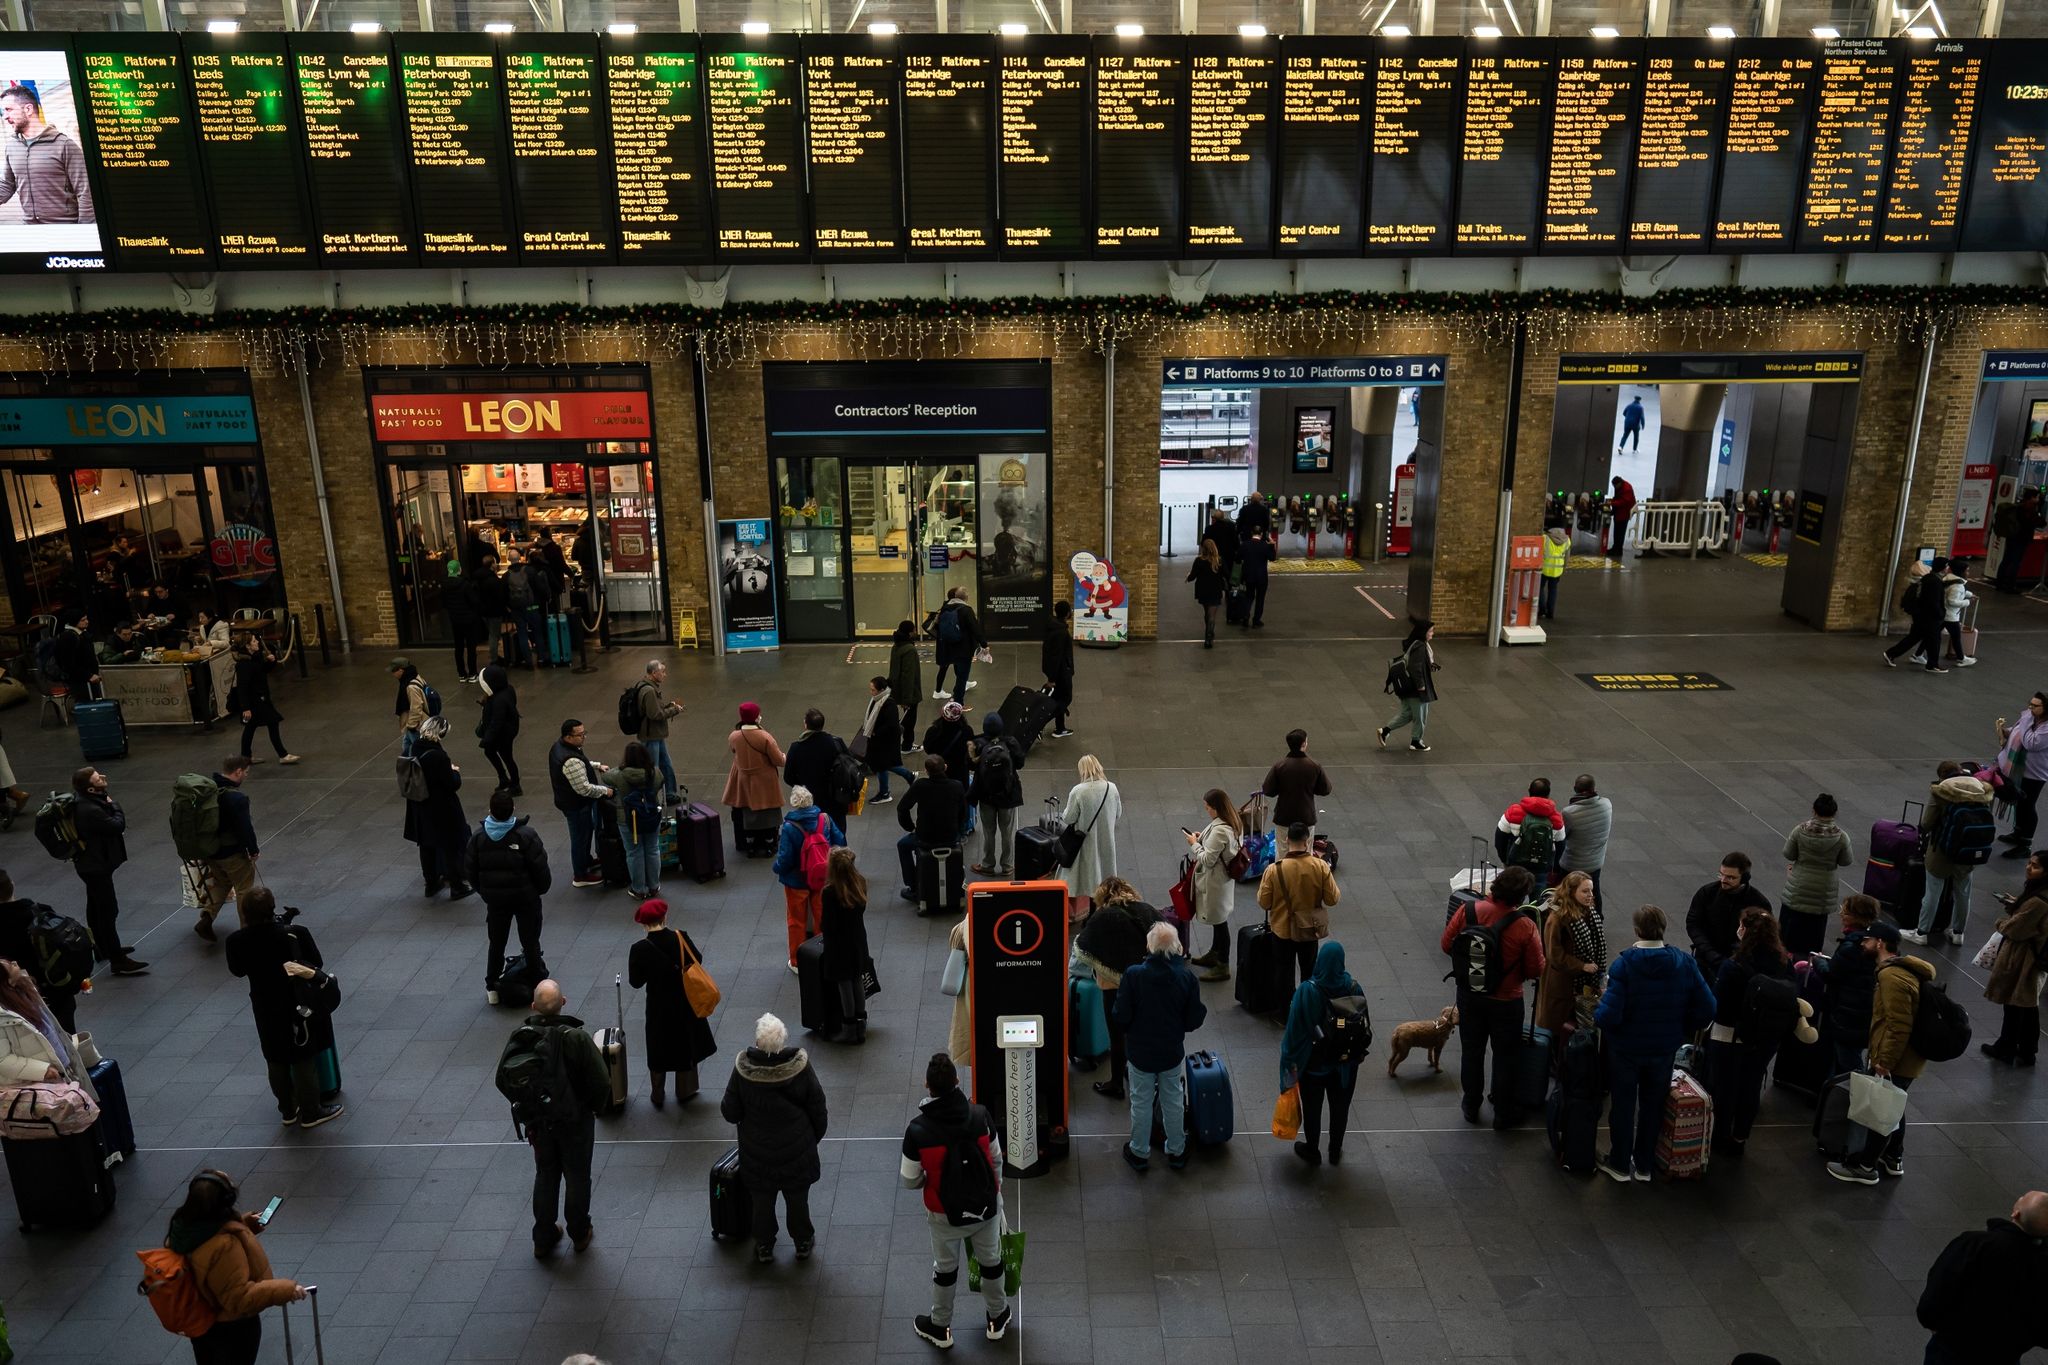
616;972;625;1033
1899;799;1925;827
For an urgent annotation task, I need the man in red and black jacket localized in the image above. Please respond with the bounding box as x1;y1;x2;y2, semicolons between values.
1440;865;1546;1129
901;1052;1010;1350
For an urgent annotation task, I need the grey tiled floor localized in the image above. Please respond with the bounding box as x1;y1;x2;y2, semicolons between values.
3;565;2047;1365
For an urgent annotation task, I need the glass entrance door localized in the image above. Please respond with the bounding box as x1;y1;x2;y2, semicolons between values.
848;462;978;637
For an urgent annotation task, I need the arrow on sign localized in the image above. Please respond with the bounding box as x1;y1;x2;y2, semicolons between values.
1166;367;1181;379
1428;363;1442;377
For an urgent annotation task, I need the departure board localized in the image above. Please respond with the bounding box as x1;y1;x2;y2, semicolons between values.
1715;39;1819;250
901;37;997;258
1880;40;1984;251
603;36;713;264
1798;39;1900;250
1368;38;1459;252
803;36;902;258
997;36;1088;256
502;34;612;261
1276;37;1370;254
1184;36;1275;256
184;32;316;265
703;35;806;259
75;35;212;267
1543;40;1637;251
291;32;414;264
1958;39;2048;253
395;34;516;262
1629;42;1727;249
1455;39;1551;253
1093;36;1183;255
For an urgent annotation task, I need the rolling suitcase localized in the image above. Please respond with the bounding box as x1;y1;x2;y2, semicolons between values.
1545;1081;1600;1175
997;685;1057;752
73;698;127;761
708;1146;753;1241
315;1046;342;1103
547;612;571;665
1014;825;1061;882
1813;1072;1856;1159
658;816;680;872
1224;584;1249;625
676;802;726;883
278;1282;327;1365
1959;596;1980;658
1508;1019;1553;1116
916;843;964;917
4;1121;115;1230
1448;837;1496;924
1070;965;1109;1063
796;934;841;1036
595;805;631;888
88;1057;135;1163
1232;923;1294;1015
1183;1049;1234;1145
594;975;628;1116
1655;1069;1714;1178
1862;800;1924;912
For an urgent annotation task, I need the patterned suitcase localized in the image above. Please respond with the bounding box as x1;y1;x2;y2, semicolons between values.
1862;801;1924;911
73;699;127;761
1655;1069;1714;1179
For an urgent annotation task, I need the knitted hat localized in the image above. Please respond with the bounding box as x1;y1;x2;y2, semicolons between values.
940;701;964;721
738;701;761;724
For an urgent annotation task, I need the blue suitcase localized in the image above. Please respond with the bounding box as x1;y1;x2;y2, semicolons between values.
547;612;571;665
1184;1049;1234;1145
1070;966;1109;1062
88;1057;135;1163
73;699;127;760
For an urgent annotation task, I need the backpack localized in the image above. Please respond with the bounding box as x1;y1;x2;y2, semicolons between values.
33;793;81;862
1383;652;1410;697
1897;969;1972;1061
135;1247;218;1338
977;739;1014;805
936;1119;1000;1227
1506;814;1553;874
827;749;866;809
495;1021;575;1132
1934;801;1997;866
1739;971;1801;1045
167;774;224;861
1444;904;1525;996
1309;991;1373;1069
395;753;429;803
621;775;661;830
29;903;96;991
32;636;59;683
800;813;833;891
936;604;963;647
1900;578;1923;613
507;565;535;609
417;682;443;718
617;682;646;736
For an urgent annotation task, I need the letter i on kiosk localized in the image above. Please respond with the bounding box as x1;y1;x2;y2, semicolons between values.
967;880;1071;1177
1501;534;1546;645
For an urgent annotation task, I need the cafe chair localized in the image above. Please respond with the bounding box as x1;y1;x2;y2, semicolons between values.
37;677;69;729
233;608;263;621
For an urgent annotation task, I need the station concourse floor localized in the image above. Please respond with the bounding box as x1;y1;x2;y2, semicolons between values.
6;563;2048;1365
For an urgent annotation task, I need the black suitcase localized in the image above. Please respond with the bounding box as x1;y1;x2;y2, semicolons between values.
594;975;628;1116
1232;923;1294;1015
916;843;964;917
89;1057;135;1162
1813;1072;1855;1159
496;954;546;1009
708;1146;752;1241
1545;1082;1600;1174
795;934;841;1036
1507;1020;1553;1117
595;806;631;888
678;802;726;883
73;698;127;761
1014;825;1062;882
997;685;1057;752
4;1122;115;1231
1225;585;1249;625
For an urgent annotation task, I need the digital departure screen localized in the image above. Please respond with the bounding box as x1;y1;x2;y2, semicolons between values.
184;33;316;265
0;39;105;271
703;35;806;259
1543;40;1637;252
1630;42;1727;249
1184;36;1275;256
502;34;611;261
1456;39;1550;253
1093;35;1183;255
1368;38;1459;252
76;34;212;267
291;31;414;265
1798;38;1900;250
1715;39;1819;250
1958;39;2048;254
1881;40;1984;251
901;37;996;258
603;36;713;265
997;36;1088;257
395;34;516;262
803;35;901;258
1276;37;1370;255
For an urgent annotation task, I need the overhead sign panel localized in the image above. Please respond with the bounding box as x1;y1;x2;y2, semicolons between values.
1163;357;1447;387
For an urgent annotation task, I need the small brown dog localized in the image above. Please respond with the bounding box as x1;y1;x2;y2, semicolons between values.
1386;1004;1459;1076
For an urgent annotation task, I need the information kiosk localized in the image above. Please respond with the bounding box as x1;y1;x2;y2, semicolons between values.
967;880;1069;1177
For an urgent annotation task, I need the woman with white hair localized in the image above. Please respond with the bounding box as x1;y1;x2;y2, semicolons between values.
720;1012;830;1264
770;784;845;972
1058;755;1120;909
404;713;473;900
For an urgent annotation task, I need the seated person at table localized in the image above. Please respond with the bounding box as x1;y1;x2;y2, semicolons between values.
96;622;144;665
188;610;231;650
139;583;186;632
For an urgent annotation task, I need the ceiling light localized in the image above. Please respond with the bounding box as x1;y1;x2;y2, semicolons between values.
867;21;897;34
1114;23;1144;37
607;22;637;34
1474;24;1502;37
998;22;1028;35
1590;25;1618;37
1906;24;1937;37
349;20;381;33
206;18;238;32
1812;25;1839;38
742;20;771;34
1707;24;1736;37
1380;24;1410;36
1238;23;1266;37
484;21;514;33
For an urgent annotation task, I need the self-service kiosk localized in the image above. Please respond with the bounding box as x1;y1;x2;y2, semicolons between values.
967;880;1070;1177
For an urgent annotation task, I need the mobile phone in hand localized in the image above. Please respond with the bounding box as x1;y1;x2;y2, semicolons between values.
255;1196;282;1229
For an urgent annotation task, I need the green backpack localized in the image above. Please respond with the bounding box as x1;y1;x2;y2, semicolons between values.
167;774;223;862
1507;815;1553;874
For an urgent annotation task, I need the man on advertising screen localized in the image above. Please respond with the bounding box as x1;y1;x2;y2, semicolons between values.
0;79;94;226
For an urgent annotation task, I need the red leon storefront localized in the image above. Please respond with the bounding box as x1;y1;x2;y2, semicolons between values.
366;367;669;647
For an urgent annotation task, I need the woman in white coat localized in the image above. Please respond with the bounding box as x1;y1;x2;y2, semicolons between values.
0;960;97;1102
1185;788;1243;983
1059;754;1121;909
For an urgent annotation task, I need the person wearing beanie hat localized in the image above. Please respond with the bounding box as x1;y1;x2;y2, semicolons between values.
723;703;784;858
968;711;1025;877
626;897;717;1106
920;700;977;796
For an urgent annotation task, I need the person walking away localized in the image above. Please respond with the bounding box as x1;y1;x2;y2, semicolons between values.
1907;761;1995;946
469;553;512;666
1496;777;1567;881
888;620;924;750
71;765;145;974
52;610;98;704
1378;619;1438;752
968;714;1024;878
1980;851;2048;1066
1240;528;1275;628
819;848;872;1044
1535;871;1606;1033
1235;490;1273;548
0;871;80;1032
405;716;473;901
1187;539;1226;648
224;889;343;1128
1262;728;1330;838
1608;476;1637;559
1823;895;1882;1077
1058;755;1120;911
720;1012;829;1262
466;791;552;1004
896;755;968;901
626;898;717;1105
501;980;610;1254
1883;562;1949;673
784;709;855;831
1593;905;1716;1182
772;786;844;970
551;719;615;889
1686;852;1770;984
1560;773;1611;910
159;1170;306;1365
1538;524;1568;620
477;664;522;795
1074;877;1158;1101
1992;489;2044;593
932;587;986;706
1279;939;1368;1166
722;702;785;854
859;677;913;802
0;960;97;1100
1440;864;1545;1128
1994;692;2048;858
1258;823;1339;986
1185;789;1242;982
1112;922;1207;1172
1620;396;1645;452
1916;1189;2048;1365
190;756;261;943
631;660;684;806
1708;908;1799;1156
1933;556;1976;665
1828;921;1936;1182
390;657;433;756
903;1052;1012;1347
229;635;297;765
614;741;665;900
1041;600;1076;737
921;700;975;790
447;561;483;683
1781;792;1852;953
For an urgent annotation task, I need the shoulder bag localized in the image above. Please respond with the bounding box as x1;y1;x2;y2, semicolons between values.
1056;789;1109;868
675;930;722;1019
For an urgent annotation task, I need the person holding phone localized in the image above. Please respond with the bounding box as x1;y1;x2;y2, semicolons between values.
161;1169;305;1365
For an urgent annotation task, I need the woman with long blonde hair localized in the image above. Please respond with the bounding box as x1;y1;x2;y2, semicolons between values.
1186;538;1227;648
1536;871;1606;1032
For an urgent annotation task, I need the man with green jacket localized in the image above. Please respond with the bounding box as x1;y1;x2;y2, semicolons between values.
1828;922;1934;1185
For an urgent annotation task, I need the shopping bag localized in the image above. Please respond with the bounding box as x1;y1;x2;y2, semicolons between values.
940;947;967;998
967;1225;1026;1295
1168;858;1197;921
1847;1071;1908;1136
860;956;882;1000
1972;931;2004;970
1271;1086;1302;1141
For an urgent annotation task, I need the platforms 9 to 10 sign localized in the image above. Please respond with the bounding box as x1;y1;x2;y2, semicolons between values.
30;29;2048;270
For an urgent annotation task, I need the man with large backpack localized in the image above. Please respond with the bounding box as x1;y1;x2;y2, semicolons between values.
171;756;260;943
967;713;1024;879
496;979;611;1256
783;708;854;832
931;587;985;707
0;868;83;1032
1829;922;1951;1184
1495;778;1566;880
901;1051;1011;1349
1905;762;1996;947
1439;864;1545;1128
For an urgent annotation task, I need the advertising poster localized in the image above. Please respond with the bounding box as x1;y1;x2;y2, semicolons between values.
718;517;779;651
978;452;1051;638
1070;550;1128;647
1293;406;1336;472
609;516;653;574
0;53;104;268
1953;462;1995;558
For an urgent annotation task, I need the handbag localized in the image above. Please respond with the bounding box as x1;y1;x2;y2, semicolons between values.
1056;790;1109;868
973;645;994;666
1847;1070;1908;1136
1271;1086;1302;1141
676;930;722;1019
860;956;882;1000
1168;857;1197;922
0;1080;99;1139
848;732;870;762
940;946;968;998
1223;837;1253;880
1973;931;2004;970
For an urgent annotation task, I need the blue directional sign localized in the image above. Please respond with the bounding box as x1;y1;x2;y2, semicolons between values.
1980;351;2048;382
1161;357;1447;389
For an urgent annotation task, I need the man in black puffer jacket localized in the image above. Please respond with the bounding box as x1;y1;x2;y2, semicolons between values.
1917;1189;2048;1364
465;791;553;1005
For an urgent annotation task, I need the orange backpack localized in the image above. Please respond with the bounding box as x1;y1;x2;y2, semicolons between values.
136;1247;218;1338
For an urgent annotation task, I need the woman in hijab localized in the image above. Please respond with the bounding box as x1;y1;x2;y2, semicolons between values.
1278;939;1366;1167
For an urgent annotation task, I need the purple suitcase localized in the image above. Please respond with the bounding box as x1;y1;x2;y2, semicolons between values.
677;802;726;883
1862;801;1923;910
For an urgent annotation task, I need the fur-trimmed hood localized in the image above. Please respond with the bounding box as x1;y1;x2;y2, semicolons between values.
734;1045;809;1084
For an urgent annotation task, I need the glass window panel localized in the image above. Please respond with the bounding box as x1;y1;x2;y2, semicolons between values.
2003;4;2048;34
1072;0;1175;33
201;464;284;617
559;0;690;27
1778;0;1879;36
1195;0;1302;33
697;0;816;29
1316;0;1419;35
848;463;913;637
302;0;424;30
1667;0;1761;35
25;0;147;28
4;470;78;622
389;464;458;648
591;461;666;643
1548;0;1645;32
957;0;1045;31
168;0;292;29
427;0;540;27
775;456;847;641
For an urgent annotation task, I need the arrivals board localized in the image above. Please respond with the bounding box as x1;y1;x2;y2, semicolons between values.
1456;39;1550;253
603;36;714;264
997;36;1088;256
1715;39;1819;250
1276;37;1370;254
290;31;415;265
74;34;213;267
1797;38;1900;250
703;34;806;259
1093;35;1182;255
901;37;996;257
1184;36;1275;256
1880;40;1984;250
395;33;516;262
1629;41;1727;249
1959;40;2048;253
185;33;316;265
1543;39;1637;252
1369;38;1459;252
502;34;612;261
803;35;902;258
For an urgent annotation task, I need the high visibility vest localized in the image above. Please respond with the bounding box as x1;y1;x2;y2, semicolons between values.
1541;536;1568;578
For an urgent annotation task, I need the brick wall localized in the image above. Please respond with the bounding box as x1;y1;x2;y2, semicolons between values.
1913;308;2048;583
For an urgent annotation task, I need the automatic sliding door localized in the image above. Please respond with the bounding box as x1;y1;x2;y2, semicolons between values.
848;463;917;637
776;456;848;640
389;464;459;646
918;463;978;619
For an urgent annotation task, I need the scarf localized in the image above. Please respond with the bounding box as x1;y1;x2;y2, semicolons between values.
1279;941;1363;1088
484;815;517;841
1565;908;1607;971
861;689;890;737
